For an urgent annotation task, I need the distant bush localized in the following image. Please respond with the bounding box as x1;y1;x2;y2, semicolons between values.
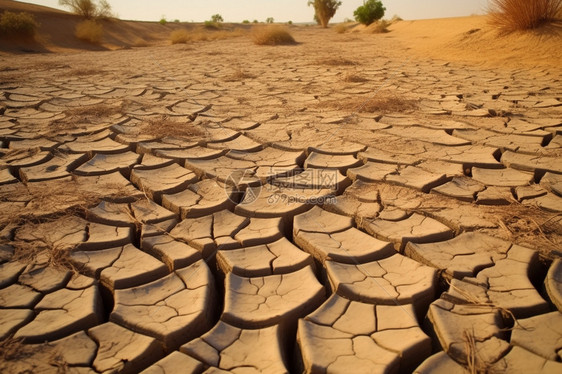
204;20;221;29
159;17;167;25
354;0;386;26
242;20;250;23
211;14;224;23
170;29;189;44
266;17;274;23
0;11;37;38
288;20;293;25
59;0;112;19
75;19;103;43
173;19;180;23
334;23;348;33
391;14;403;22
252;25;296;45
369;19;390;33
253;20;259;23
489;0;562;32
308;0;342;28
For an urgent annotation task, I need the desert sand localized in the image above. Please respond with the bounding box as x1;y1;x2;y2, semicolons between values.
0;0;561;373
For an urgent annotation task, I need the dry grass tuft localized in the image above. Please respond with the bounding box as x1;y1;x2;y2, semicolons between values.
75;19;103;44
141;115;206;140
225;67;255;81
342;73;368;82
367;19;390;33
489;0;562;32
317;57;358;66
251;25;296;45
0;178;136;230
0;336;33;361
334;23;349;34
170;28;245;44
317;93;418;113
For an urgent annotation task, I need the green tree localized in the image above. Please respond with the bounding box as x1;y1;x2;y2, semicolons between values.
354;0;386;26
308;0;342;28
211;14;224;23
59;0;112;19
266;17;274;23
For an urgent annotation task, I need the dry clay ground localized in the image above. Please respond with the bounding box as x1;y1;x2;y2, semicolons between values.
0;21;562;374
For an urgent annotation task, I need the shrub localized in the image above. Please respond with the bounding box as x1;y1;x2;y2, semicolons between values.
173;19;180;23
251;25;295;45
253;19;259;23
354;0;386;26
369;19;390;33
288;20;293;25
75;19;103;43
204;20;220;29
266;17;274;23
159;16;167;25
308;0;342;28
489;0;562;31
170;29;189;44
211;14;224;23
242;20;250;23
0;11;37;38
334;23;348;33
59;0;112;19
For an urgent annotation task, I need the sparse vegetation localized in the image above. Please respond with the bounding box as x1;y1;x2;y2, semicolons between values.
170;28;245;44
0;11;37;38
159;16;167;25
342;73;368;82
251;25;296;45
59;0;113;19
318;56;357;65
317;93;418;113
141;115;206;139
266;17;275;24
354;0;386;26
75;19;103;43
204;20;221;29
308;0;342;28
489;0;562;32
211;14;224;23
334;23;349;33
243;20;250;24
288;20;293;25
368;19;390;33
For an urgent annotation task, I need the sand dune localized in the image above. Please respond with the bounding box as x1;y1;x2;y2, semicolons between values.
1;0;561;71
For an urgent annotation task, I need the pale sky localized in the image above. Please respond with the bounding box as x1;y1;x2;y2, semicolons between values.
19;0;490;23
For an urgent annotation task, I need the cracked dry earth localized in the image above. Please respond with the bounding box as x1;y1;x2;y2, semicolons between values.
0;27;561;374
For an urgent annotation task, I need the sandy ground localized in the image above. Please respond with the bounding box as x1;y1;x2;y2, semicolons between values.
0;1;561;373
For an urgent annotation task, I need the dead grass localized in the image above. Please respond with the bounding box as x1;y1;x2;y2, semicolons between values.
141;115;206;140
489;0;562;32
317;93;418;113
0;178;136;230
224;67;255;82
367;20;390;33
0;336;33;361
170;28;245;44
342;73;368;82
317;57;358;66
334;23;349;34
47;101;127;136
251;25;296;45
75;20;103;44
